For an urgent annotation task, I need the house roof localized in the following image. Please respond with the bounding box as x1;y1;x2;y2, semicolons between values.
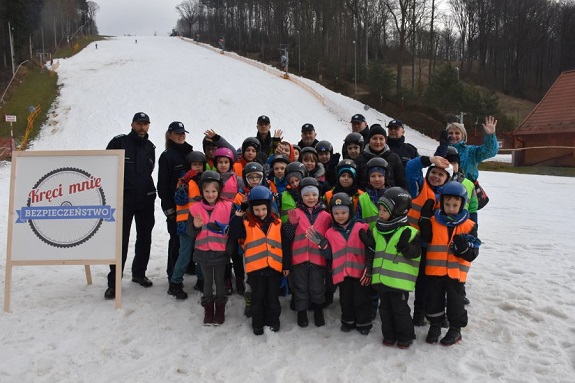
513;70;575;136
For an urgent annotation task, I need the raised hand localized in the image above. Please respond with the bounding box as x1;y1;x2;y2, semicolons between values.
287;209;299;225
483;115;497;135
193;214;203;229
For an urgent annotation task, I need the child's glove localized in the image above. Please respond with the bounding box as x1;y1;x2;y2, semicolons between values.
177;169;198;188
182;169;198;183
176;221;187;234
420;199;435;220
359;228;375;254
287;209;299;225
396;229;412;255
451;234;470;256
306;227;327;249
207;220;229;235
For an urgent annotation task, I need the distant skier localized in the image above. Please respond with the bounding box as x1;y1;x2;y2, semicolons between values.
219;36;225;52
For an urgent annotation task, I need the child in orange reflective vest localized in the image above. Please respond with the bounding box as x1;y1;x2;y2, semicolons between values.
187;170;233;326
281;177;331;328
419;181;480;346
307;192;373;335
228;186;288;335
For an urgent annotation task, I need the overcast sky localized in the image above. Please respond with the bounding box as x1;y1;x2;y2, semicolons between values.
95;0;182;36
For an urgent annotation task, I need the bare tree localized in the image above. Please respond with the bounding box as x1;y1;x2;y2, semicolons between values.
176;0;201;38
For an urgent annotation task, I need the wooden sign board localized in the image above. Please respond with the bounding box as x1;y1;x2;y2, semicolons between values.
4;150;124;311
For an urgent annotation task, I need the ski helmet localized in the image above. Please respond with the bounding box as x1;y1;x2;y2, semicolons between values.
248;185;273;210
185;151;207;166
329;192;354;221
335;159;358;179
426;164;454;182
199;170;222;191
315;140;333;154
285;161;308;181
299;146;318;159
440;181;468;213
344;132;365;147
213;147;236;164
377;187;412;218
242;162;264;186
270;154;290;167
299;177;320;198
366;157;388;176
242;137;260;153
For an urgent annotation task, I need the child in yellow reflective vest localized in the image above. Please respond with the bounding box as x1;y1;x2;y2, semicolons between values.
359;187;421;349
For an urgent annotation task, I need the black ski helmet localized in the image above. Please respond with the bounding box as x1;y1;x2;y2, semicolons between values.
242;162;264;186
344;132;365;147
329;192;354;220
199;170;222;191
185;151;207;166
299;146;318;160
298;177;320;198
270;154;290;167
377;187;412;218
315;140;333;154
366;157;389;176
242;137;261;154
285;161;308;181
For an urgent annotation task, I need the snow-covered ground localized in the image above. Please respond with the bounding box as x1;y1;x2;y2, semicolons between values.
0;36;572;382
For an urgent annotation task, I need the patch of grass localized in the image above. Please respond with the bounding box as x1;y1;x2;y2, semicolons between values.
479;161;575;177
0;35;106;147
55;35;107;59
0;66;58;145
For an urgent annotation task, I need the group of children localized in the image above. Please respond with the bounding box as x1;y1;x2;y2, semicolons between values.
170;118;481;349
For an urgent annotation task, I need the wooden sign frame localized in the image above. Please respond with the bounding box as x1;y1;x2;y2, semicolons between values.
4;150;124;311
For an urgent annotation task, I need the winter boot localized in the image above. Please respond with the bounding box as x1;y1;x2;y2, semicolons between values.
413;309;426;327
167;282;188;300
426;322;442;344
224;278;233;295
313;303;325;327
201;298;215;326
297;310;309;328
397;339;413;349
213;298;227;325
440;327;462;346
244;290;252;318
236;279;245;296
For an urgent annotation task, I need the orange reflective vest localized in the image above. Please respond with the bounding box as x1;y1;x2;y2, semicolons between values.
176;180;200;223
291;209;331;266
189;200;232;252
407;180;439;230
325;222;369;284
425;218;475;282
242;217;283;273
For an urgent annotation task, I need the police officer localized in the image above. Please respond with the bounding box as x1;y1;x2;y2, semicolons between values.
157;121;194;284
105;112;157;299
